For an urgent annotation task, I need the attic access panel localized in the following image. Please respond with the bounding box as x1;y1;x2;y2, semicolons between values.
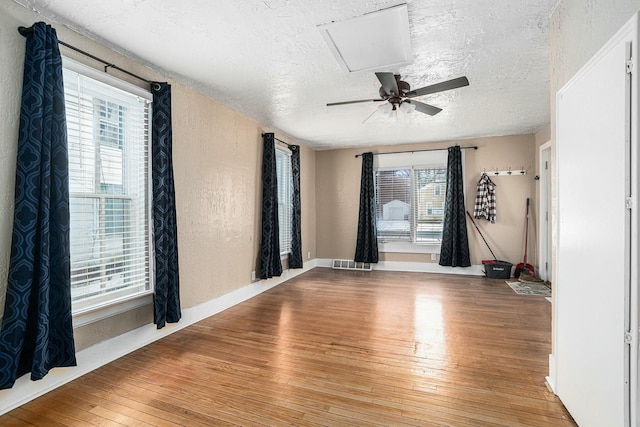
317;4;412;73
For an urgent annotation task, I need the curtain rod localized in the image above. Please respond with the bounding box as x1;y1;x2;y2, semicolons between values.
262;133;295;148
354;145;478;158
18;25;160;91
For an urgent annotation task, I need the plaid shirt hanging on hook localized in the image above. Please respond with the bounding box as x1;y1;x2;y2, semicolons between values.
473;173;497;223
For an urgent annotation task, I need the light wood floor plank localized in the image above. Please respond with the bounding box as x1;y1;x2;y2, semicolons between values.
0;269;575;426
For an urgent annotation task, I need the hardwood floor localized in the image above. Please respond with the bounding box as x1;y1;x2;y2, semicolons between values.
0;268;575;426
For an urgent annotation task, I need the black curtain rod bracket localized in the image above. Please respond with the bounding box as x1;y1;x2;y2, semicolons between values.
18;25;161;91
355;145;478;158
261;133;294;148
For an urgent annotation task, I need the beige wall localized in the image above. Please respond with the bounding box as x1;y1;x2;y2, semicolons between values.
316;134;537;266
0;2;316;350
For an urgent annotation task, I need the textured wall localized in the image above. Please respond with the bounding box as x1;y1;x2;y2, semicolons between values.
549;1;640;159
170;87;317;307
0;2;317;349
551;1;640;98
316;134;536;266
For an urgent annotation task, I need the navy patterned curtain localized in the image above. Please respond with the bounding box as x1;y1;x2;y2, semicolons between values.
0;22;76;389
354;152;378;263
260;133;283;279
152;83;181;329
439;146;471;267
289;145;303;269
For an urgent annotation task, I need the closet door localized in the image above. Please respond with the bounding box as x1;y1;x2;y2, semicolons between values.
556;14;638;427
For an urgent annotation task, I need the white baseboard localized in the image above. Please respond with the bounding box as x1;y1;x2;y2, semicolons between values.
0;260;317;416
316;258;484;276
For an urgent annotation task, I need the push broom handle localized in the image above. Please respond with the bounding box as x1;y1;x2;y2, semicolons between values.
523;198;530;264
466;210;498;261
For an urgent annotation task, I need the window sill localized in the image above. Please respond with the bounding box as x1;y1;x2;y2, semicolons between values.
72;291;153;328
378;240;441;254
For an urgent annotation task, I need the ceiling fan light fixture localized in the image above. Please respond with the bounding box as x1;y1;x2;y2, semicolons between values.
399;100;415;115
378;102;394;118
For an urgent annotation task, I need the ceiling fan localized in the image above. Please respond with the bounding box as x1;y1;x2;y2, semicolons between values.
327;72;469;118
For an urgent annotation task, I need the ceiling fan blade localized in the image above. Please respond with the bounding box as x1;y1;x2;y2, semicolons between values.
406;76;469;98
410;100;442;116
327;99;385;106
375;72;400;97
362;107;381;124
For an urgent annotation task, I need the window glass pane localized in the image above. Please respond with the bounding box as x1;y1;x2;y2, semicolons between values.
414;168;447;243
375;169;411;240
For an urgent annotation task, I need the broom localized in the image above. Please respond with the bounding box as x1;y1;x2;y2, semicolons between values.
515;198;535;278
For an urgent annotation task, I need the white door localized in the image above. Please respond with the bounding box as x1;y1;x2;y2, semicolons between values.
555;14;638;427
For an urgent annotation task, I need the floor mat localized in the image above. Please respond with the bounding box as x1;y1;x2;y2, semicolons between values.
506;281;551;296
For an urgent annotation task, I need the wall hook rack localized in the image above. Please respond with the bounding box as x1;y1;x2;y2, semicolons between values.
482;168;526;176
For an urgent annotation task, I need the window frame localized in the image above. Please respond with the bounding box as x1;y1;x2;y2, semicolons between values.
62;57;154;320
373;150;463;254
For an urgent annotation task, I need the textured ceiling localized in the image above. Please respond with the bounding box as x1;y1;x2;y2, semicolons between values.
14;0;558;149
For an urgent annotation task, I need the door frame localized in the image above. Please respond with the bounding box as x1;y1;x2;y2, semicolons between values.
538;140;551;282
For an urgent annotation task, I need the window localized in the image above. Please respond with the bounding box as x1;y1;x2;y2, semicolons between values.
374;151;450;246
63;58;153;314
275;147;292;255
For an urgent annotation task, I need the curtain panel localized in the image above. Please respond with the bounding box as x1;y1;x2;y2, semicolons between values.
439;146;471;267
0;22;76;389
260;133;283;278
152;82;181;329
354;152;379;263
289;145;303;268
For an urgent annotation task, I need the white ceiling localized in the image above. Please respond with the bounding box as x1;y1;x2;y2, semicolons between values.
15;0;558;149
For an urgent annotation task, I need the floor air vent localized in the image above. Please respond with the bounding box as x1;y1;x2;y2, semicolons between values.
332;259;373;271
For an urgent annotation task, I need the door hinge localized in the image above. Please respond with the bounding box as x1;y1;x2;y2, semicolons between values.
625;331;633;344
545;160;548;170
627;58;633;73
625;197;634;209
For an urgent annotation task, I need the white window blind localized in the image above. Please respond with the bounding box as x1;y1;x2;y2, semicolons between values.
375;169;411;240
374;151;449;245
275;147;292;254
63;58;153;314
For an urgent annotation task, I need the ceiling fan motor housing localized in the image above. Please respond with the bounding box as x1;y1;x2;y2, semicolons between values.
379;76;410;106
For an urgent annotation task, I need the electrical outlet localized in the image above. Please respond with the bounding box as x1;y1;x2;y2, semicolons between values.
251;271;256;281
307;251;311;259
431;253;437;261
